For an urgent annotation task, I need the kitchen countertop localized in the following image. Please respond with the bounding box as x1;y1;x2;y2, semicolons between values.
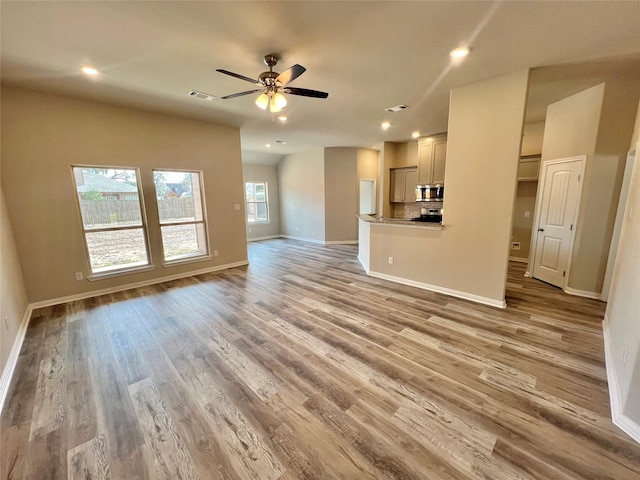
358;214;444;230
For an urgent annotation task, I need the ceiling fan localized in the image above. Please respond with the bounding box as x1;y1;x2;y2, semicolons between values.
216;54;329;113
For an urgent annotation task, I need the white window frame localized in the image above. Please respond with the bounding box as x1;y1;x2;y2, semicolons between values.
245;181;270;224
153;169;211;266
71;165;153;279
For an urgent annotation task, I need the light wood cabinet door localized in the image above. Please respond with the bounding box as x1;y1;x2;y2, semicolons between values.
432;140;447;184
418;136;447;184
404;169;418;202
418;142;433;184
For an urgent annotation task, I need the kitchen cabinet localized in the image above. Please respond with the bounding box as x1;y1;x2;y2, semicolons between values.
418;135;447;185
390;167;418;203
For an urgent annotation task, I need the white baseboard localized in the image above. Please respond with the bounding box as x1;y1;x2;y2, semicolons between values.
279;235;326;244
564;286;602;300
247;235;281;242
602;316;640;444
29;260;249;309
324;240;359;245
0;305;33;415
524;270;531;278
509;256;528;263
368;270;507;309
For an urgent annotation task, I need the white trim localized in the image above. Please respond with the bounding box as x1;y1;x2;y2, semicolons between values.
563;286;602;300
279;235;325;244
29;260;249;309
324;240;359;245
509;256;528;264
357;255;370;274
603;316;640;444
0;305;33;415
247;235;282;242
368;270;507;309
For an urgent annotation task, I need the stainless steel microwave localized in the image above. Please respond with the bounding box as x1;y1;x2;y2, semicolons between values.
415;184;444;202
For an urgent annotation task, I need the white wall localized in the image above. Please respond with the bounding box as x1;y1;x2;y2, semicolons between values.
278;149;326;243
242;163;281;240
0;187;29;381
369;70;529;306
605;98;640;439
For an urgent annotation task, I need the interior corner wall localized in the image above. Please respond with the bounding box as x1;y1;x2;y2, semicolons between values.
278;148;326;243
0;187;29;377
541;78;640;295
606;98;640;435
324;148;358;242
369;70;529;305
242;163;281;240
1;86;247;304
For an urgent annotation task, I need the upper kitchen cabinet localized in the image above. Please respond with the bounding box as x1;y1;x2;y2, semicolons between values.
390;167;418;203
418;134;447;185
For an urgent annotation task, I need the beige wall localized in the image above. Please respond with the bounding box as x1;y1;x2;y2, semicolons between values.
357;148;380;216
511;181;537;260
324;148;358;242
521;121;545;156
278;148;326;242
242;163;281;240
1;187;29;376
370;70;529;305
540;80;640;294
1;86;247;304
606;98;640;428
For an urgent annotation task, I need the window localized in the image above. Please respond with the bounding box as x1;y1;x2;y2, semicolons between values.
245;182;269;223
153;170;209;263
72;166;150;275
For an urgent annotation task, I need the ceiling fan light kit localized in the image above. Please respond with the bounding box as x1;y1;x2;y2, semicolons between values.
217;53;328;112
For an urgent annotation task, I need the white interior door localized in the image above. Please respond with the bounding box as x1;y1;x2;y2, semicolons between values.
532;158;584;288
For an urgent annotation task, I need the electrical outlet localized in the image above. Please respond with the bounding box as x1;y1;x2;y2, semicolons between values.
4;317;8;330
622;349;628;366
388;256;394;265
75;272;83;280
524;211;530;218
511;242;521;250
213;250;219;257
234;203;240;211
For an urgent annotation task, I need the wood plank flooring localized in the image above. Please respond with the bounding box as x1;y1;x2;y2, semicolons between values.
2;238;640;479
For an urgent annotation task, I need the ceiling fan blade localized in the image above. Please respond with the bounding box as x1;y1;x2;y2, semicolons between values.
276;64;306;86
283;87;329;99
216;69;259;84
221;89;262;99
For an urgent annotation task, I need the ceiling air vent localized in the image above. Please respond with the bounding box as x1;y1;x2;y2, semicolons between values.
385;104;409;112
188;90;215;101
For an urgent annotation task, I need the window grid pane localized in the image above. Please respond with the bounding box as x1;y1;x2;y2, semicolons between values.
245;182;269;224
153;170;209;262
73;166;150;274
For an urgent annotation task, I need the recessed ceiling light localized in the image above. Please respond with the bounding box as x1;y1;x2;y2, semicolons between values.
381;122;391;130
412;131;420;139
278;116;287;122
450;46;470;59
265;143;271;148
81;66;99;76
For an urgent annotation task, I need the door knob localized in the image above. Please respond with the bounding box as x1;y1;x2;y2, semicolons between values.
538;228;545;232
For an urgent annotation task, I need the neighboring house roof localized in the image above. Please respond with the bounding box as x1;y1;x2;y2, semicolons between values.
76;171;138;193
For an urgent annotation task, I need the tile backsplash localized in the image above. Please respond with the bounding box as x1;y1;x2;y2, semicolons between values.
392;201;443;219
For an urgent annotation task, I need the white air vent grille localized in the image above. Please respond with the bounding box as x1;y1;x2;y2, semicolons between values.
385;104;409;112
189;90;215;101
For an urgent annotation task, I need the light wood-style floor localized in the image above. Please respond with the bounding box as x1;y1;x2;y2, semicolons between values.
2;239;640;479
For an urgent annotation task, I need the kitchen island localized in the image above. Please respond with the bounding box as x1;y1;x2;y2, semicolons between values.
357;215;507;308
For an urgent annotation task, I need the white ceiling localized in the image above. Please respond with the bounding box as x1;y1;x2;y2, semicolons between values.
2;1;640;164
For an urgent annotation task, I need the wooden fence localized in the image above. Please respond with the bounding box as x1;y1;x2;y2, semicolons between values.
79;197;195;226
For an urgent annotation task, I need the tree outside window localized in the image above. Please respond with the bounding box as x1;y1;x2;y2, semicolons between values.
245;182;269;223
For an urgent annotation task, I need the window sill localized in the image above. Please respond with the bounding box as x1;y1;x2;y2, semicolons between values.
248;221;270;225
87;264;155;281
162;254;213;268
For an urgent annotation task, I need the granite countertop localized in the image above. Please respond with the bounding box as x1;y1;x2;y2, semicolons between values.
358;214;444;229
